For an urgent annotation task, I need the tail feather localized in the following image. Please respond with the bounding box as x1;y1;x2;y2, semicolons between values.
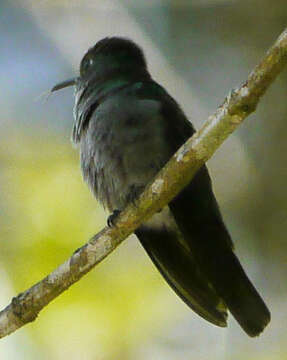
169;166;270;336
135;209;228;328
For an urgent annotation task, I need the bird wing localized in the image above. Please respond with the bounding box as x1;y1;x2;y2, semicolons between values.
134;81;270;336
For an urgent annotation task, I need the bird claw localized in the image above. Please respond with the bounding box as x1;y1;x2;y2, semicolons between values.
107;209;121;227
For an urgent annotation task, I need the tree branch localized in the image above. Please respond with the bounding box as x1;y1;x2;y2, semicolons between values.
1;28;287;339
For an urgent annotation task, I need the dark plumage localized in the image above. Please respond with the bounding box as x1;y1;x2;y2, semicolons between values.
53;37;270;336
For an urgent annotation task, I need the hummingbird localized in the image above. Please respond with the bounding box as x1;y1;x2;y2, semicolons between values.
51;37;270;336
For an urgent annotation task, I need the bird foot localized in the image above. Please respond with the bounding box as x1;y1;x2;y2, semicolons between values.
107;209;121;227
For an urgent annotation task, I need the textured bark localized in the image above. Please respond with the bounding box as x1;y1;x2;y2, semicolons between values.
0;28;286;339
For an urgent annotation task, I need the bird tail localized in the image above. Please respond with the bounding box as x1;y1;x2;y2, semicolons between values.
168;167;271;337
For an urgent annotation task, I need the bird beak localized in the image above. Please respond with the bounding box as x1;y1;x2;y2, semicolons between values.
50;77;78;92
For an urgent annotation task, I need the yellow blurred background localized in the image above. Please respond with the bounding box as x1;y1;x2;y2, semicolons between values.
0;1;287;359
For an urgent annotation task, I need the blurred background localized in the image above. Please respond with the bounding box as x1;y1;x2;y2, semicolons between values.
0;0;286;359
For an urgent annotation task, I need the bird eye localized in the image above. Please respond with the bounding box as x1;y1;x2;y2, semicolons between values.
80;56;94;76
